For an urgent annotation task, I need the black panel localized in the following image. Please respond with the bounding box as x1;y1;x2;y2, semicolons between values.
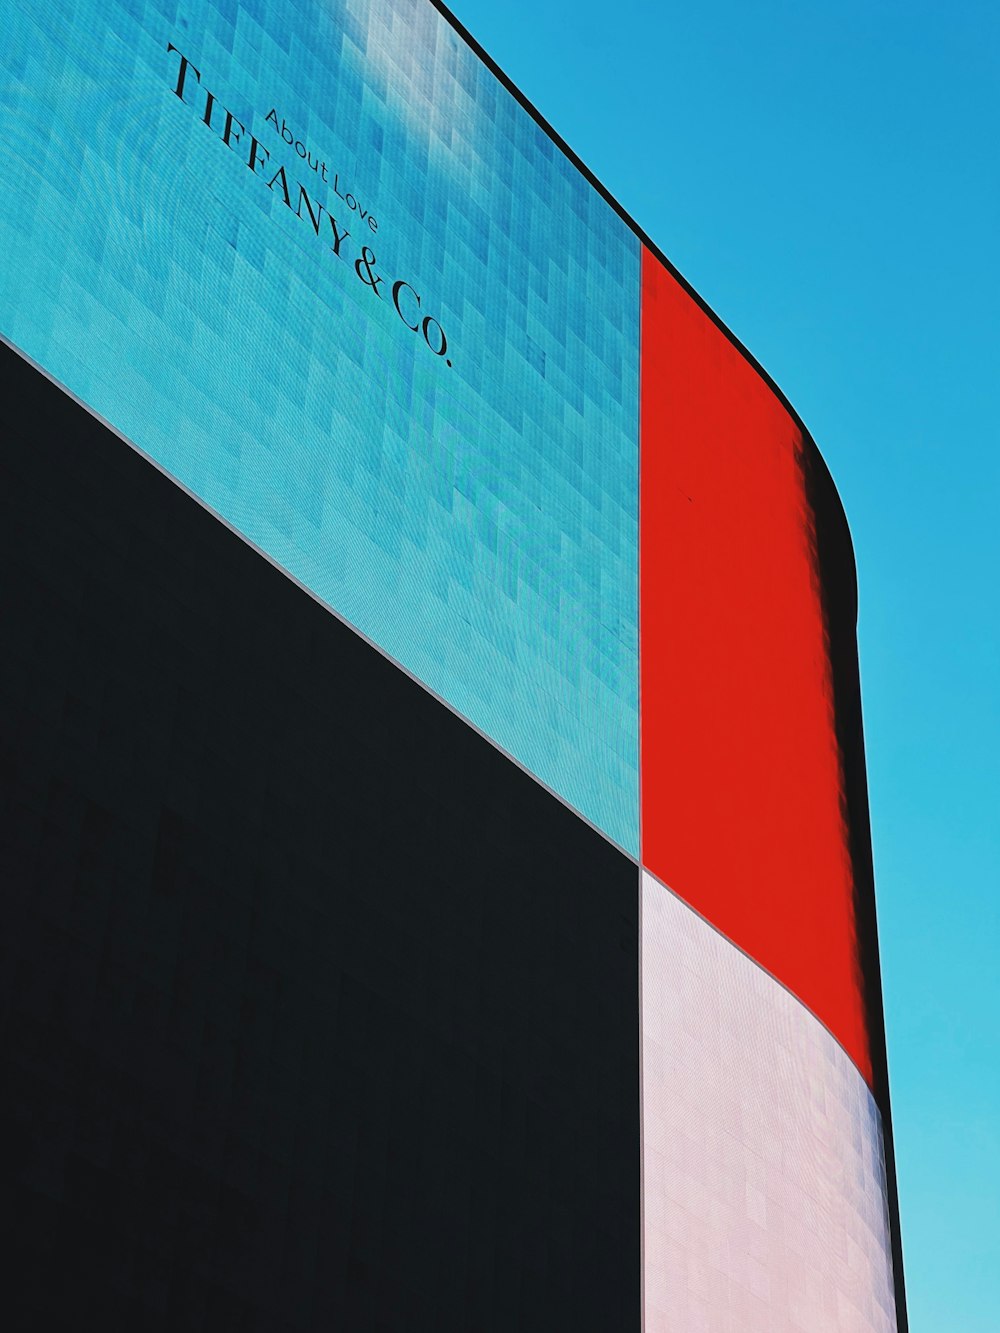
0;342;640;1333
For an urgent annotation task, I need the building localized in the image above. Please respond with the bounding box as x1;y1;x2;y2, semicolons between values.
0;0;906;1328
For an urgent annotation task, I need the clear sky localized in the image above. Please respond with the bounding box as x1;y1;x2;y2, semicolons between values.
446;0;999;1326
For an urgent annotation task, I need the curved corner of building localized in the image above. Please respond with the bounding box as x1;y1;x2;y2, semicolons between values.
636;241;908;1331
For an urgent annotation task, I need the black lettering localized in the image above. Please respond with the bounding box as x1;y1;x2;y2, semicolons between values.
222;109;244;150
421;315;448;358
166;43;200;103
355;246;383;296
327;214;351;258
266;164;292;209
247;134;270;177
392;280;420;331
295;184;326;236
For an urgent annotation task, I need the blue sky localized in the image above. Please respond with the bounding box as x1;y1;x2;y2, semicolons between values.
446;0;999;1325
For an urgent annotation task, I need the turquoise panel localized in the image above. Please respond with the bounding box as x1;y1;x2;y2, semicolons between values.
0;0;640;851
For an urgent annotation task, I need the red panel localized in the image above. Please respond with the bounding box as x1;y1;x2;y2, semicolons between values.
639;248;872;1086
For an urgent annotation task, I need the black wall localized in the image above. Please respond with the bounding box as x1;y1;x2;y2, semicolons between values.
0;342;640;1332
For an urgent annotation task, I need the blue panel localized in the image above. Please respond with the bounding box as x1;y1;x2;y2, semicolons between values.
0;0;640;852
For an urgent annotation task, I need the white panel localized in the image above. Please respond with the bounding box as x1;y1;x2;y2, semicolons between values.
641;871;897;1332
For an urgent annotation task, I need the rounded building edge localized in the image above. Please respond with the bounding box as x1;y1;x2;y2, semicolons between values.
357;3;910;1321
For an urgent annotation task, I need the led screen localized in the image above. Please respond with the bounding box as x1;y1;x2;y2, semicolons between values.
2;2;904;1322
641;871;897;1332
0;0;641;853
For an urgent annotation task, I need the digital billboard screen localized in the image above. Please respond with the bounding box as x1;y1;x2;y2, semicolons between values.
2;0;640;851
1;1;905;1328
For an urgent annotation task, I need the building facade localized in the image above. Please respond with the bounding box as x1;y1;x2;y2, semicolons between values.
1;0;906;1328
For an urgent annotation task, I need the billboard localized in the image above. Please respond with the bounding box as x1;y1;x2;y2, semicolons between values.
1;0;640;852
1;0;905;1327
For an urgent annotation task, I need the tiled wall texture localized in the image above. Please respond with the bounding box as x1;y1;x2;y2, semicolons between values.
0;0;641;852
1;0;904;1325
641;871;898;1332
0;341;641;1332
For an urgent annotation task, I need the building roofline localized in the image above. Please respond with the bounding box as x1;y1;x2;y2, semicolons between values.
427;0;859;593
426;7;906;1327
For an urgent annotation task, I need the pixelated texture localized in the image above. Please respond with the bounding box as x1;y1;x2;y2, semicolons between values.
639;250;874;1084
0;0;640;852
641;872;897;1333
0;341;640;1331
